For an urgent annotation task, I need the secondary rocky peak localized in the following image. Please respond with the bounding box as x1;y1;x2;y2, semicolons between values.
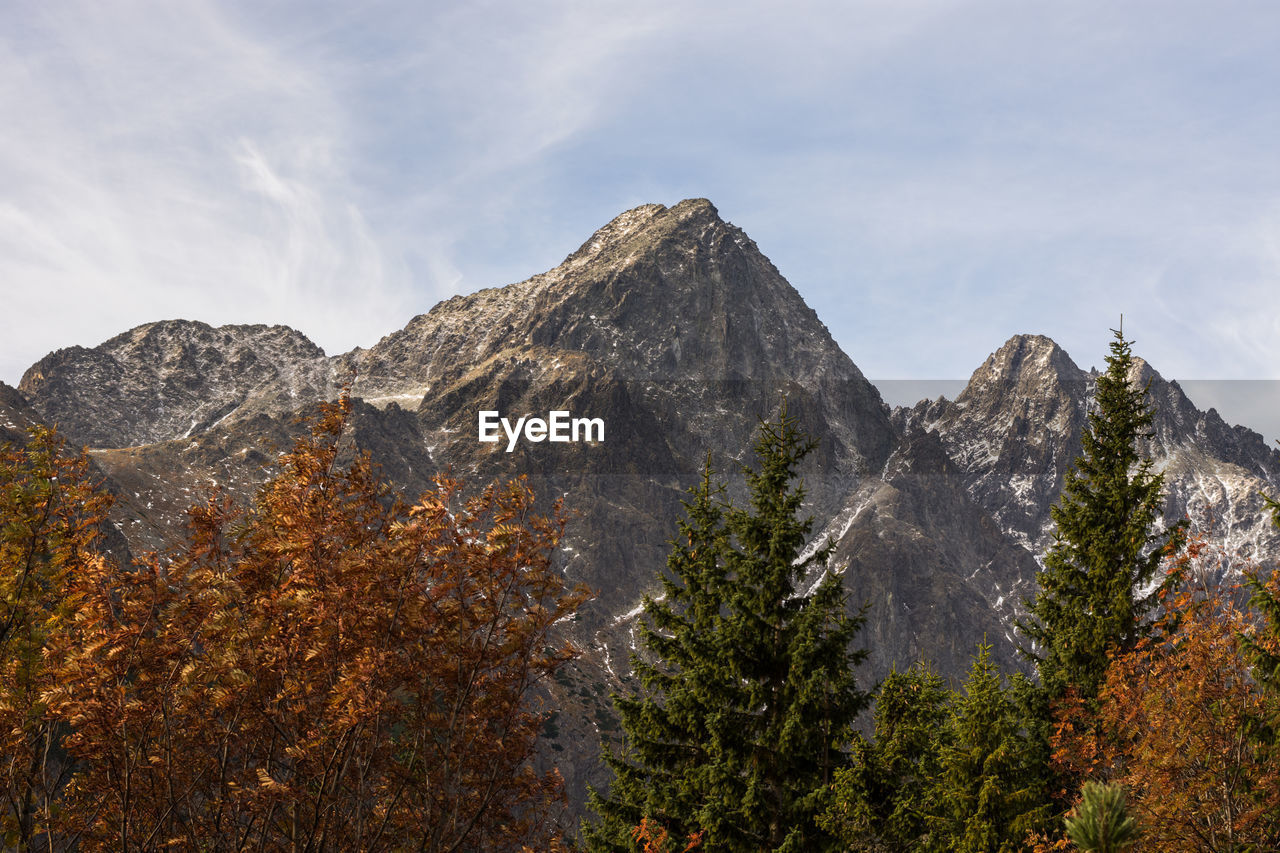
1126;355;1161;388
960;334;1085;405
902;333;1280;569
894;335;1092;554
19;320;331;448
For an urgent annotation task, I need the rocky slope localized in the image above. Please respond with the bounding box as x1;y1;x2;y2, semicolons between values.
1;381;41;445
816;429;1041;678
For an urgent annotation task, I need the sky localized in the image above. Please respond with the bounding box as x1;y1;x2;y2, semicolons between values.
3;1;1279;442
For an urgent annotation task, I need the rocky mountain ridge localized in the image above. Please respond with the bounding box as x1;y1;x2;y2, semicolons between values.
13;199;1280;817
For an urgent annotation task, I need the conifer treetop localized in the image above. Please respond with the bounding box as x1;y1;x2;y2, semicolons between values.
1019;329;1186;709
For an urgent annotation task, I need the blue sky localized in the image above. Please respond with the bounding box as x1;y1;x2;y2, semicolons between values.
3;1;1279;441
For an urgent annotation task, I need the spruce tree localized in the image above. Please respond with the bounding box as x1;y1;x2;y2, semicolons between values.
871;664;950;851
585;409;871;853
1018;329;1185;707
821;663;950;851
929;644;1048;853
584;463;731;849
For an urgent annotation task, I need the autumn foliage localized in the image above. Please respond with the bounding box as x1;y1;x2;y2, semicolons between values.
629;818;703;853
1;427;111;850
1051;536;1280;852
2;398;587;851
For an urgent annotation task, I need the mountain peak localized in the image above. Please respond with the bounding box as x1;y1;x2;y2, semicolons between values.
558;198;728;276
961;334;1084;404
1127;355;1163;387
666;196;721;223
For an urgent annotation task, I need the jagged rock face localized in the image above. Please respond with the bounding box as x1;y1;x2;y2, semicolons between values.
353;199;894;502
20;320;333;448
894;335;1090;555
1136;359;1280;565
896;334;1280;581
1;382;41;445
819;430;1041;681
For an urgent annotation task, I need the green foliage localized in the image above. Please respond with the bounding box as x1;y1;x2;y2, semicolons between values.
1243;496;1280;703
1063;782;1138;853
821;663;950;851
823;650;1053;853
1019;329;1185;707
1242;495;1280;832
586;410;871;852
584;463;728;850
929;644;1049;853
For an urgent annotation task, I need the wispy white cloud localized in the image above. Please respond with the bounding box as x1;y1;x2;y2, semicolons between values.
0;0;414;379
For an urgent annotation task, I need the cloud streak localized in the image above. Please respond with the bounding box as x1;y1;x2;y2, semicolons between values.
1;0;415;379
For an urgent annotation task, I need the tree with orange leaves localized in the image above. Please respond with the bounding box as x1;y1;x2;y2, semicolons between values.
1052;535;1280;852
630;817;704;853
41;396;588;851
1;427;112;851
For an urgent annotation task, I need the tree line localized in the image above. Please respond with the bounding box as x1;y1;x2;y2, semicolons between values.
4;331;1280;851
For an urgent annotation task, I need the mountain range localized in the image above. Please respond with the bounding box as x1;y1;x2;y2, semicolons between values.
7;198;1280;817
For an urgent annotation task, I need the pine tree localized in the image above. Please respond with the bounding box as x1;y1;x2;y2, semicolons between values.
585;409;871;853
871;664;950;851
929;644;1048;853
1063;782;1138;853
821;663;950;851
1018;329;1185;708
584;463;730;849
